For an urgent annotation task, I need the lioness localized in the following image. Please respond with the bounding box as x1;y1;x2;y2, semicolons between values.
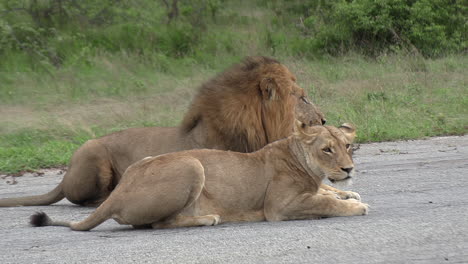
30;121;368;231
2;56;352;208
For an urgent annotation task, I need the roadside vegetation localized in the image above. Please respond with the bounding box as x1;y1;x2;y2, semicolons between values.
1;0;466;173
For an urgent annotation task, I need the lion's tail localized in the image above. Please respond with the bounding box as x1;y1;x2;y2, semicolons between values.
30;200;111;231
0;182;65;207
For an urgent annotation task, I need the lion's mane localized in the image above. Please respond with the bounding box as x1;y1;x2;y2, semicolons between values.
181;56;298;152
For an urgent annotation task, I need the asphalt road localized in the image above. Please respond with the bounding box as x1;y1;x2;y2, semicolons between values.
1;136;467;264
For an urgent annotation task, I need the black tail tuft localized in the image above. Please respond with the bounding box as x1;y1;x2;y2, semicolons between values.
30;211;49;227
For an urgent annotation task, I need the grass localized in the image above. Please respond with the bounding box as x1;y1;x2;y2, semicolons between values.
0;1;466;174
286;54;468;142
1;53;466;174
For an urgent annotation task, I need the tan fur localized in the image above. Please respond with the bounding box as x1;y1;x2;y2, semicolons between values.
0;56;326;207
30;123;368;231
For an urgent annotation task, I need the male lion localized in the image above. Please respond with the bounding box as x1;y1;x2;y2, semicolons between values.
30;121;368;231
0;56;333;207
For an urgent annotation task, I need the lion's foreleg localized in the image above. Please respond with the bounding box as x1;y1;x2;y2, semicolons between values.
320;183;361;201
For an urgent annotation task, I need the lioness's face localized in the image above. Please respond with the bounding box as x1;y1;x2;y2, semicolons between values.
295;122;356;183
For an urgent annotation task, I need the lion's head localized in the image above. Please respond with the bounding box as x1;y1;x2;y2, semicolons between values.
295;96;326;127
181;56;325;152
293;121;356;183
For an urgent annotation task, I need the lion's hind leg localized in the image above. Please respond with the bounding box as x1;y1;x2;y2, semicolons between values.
62;139;115;206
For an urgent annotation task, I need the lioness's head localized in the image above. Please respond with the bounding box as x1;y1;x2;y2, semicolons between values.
293;121;356;183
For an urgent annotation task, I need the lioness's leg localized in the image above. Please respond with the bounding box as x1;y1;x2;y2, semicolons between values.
152;215;220;229
320;184;361;201
317;186;340;199
115;157;206;227
265;177;367;221
275;193;368;221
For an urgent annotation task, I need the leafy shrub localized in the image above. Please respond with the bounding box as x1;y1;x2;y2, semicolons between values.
264;0;467;57
0;0;219;70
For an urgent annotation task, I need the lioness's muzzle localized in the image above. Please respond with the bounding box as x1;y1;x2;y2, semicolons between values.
329;176;352;183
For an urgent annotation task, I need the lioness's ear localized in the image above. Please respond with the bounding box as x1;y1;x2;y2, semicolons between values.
339;123;356;143
259;78;277;101
294;119;318;144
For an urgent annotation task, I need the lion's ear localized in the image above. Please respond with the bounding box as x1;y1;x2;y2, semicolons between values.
259;78;278;101
339;123;356;143
293;119;307;133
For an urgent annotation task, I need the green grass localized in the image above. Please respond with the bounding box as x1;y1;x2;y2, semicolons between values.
0;1;467;174
288;54;468;142
0;130;84;173
1;54;466;174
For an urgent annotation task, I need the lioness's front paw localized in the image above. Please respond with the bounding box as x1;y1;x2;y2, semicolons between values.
320;189;341;199
342;198;369;216
352;202;369;216
340;191;361;201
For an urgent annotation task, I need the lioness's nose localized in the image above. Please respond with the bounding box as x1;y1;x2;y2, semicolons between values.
321;119;327;125
341;167;353;174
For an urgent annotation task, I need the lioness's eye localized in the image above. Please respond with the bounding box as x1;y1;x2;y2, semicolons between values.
346;144;351;149
323;147;332;153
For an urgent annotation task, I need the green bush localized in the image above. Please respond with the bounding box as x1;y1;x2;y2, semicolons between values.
0;0;220;70
264;0;467;57
1;0;465;70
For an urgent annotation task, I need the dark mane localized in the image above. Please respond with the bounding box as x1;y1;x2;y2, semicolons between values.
240;56;280;71
180;56;281;133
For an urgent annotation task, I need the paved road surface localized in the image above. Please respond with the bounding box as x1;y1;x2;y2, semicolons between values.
1;136;467;263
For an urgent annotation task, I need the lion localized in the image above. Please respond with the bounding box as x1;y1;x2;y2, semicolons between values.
0;56;340;208
30;121;368;231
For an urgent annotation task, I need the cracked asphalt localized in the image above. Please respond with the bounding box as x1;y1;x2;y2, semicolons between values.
1;135;467;263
